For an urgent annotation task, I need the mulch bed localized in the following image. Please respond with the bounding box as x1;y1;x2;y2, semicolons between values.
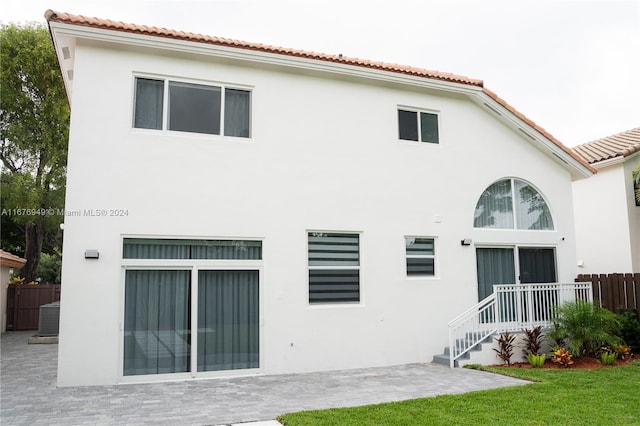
496;355;636;370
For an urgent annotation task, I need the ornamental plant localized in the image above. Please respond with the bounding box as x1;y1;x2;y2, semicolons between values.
522;325;545;356
551;347;574;368
493;331;516;365
599;349;618;366
526;352;546;368
613;343;632;360
548;301;622;358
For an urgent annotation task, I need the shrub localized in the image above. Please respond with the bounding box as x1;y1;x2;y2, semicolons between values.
548;301;621;358
551;347;574;368
527;353;546;368
613;343;631;360
599;350;618;366
617;309;640;353
493;331;516;365
522;325;545;356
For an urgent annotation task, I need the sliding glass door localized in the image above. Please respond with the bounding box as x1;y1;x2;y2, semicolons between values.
123;268;259;377
123;270;191;376
197;270;259;372
476;247;557;323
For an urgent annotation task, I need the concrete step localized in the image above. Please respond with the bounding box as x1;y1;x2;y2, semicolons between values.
432;333;496;367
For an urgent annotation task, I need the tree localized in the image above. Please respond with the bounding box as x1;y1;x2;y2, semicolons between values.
1;23;69;282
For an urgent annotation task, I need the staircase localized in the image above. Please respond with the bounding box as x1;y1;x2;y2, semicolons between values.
436;282;593;368
432;332;495;367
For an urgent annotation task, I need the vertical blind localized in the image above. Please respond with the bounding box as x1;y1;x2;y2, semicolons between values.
133;78;163;130
133;77;251;138
197;270;259;371
123;270;191;376
123;239;262;260
474;179;554;230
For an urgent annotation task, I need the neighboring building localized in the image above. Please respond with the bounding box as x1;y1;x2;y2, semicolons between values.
572;128;640;274
0;250;26;333
46;10;594;386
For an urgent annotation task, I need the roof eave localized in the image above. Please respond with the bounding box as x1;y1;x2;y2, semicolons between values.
475;89;596;180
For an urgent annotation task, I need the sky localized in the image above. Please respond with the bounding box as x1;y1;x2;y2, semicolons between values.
2;0;639;147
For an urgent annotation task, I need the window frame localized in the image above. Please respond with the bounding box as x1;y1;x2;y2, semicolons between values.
473;178;555;230
119;236;264;384
405;236;438;278
397;107;440;144
132;75;252;139
307;231;361;305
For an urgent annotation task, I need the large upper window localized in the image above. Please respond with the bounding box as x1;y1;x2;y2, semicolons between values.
398;109;439;143
133;77;251;138
308;232;360;304
474;178;554;230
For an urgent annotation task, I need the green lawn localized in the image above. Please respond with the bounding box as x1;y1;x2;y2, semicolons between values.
278;361;640;425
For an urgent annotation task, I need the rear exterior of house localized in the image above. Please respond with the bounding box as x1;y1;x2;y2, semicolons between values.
47;11;593;386
572;128;640;274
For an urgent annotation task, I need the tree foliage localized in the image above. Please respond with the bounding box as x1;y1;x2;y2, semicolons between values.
1;22;69;281
548;301;622;358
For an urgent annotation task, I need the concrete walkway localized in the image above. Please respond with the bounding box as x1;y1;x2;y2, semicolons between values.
1;331;529;425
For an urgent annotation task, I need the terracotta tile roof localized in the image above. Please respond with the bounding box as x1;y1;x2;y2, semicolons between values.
572;127;640;164
45;9;595;175
45;10;482;87
0;249;26;268
482;88;596;173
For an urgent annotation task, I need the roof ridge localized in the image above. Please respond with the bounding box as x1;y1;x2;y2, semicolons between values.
45;9;483;87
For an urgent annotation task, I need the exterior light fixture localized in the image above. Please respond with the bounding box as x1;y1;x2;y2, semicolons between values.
84;250;99;259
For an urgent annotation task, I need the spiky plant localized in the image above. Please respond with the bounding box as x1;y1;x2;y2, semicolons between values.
548;301;622;358
522;325;545;356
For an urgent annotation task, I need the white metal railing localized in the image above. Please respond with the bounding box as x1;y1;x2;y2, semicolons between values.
447;282;593;368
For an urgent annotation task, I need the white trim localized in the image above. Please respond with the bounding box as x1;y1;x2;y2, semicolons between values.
306;230;363;307
472;92;593;179
404;235;439;279
131;74;253;139
118;236;265;383
397;105;441;145
49;21;482;102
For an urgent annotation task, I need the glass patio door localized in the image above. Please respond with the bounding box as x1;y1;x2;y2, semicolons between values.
123;269;259;377
476;247;557;323
197;270;259;372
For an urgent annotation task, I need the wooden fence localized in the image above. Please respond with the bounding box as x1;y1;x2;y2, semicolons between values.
576;273;640;318
6;284;61;331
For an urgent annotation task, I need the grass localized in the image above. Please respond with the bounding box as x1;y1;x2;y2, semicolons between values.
278;361;640;425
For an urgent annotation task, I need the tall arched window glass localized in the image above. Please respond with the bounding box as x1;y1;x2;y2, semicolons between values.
474;179;554;230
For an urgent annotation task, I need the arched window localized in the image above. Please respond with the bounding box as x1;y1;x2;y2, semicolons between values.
474;179;554;230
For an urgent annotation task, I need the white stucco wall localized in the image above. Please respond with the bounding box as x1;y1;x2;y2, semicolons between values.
57;40;580;386
573;154;640;274
1;267;10;333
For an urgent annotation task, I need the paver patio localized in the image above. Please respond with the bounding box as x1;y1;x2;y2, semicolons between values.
1;331;528;425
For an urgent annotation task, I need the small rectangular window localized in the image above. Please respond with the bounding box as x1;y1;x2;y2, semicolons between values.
308;232;360;303
398;109;439;144
405;237;435;276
